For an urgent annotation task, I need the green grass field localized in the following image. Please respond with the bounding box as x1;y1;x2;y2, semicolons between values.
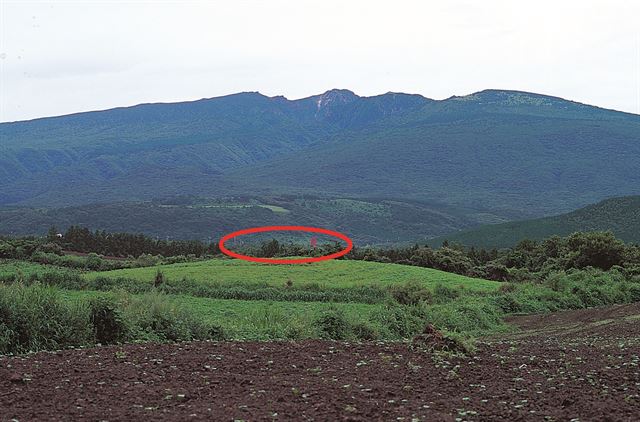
63;289;383;340
87;258;500;291
3;255;639;355
0;259;63;277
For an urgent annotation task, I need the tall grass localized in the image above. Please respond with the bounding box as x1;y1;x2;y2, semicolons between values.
15;270;391;304
0;283;224;355
2;264;639;355
0;283;92;354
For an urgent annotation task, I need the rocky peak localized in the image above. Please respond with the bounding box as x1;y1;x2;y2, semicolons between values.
315;89;359;111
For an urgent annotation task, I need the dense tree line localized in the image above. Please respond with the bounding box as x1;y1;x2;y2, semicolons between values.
240;239;345;259
346;232;640;281
48;226;219;258
234;231;640;282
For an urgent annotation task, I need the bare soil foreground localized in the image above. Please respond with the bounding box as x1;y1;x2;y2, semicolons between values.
2;304;639;421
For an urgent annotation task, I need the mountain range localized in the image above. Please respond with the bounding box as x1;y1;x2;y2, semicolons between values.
1;88;639;242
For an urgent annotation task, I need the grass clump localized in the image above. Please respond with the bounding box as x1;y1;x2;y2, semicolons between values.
89;296;129;345
315;307;352;340
0;283;92;354
388;280;432;305
0;284;225;355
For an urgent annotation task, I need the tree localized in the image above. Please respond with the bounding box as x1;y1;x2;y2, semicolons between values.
154;270;165;288
47;226;60;243
564;231;626;270
260;239;280;257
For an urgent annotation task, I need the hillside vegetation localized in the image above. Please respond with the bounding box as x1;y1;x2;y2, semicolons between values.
0;196;490;243
431;196;640;248
2;89;639;223
2;229;640;355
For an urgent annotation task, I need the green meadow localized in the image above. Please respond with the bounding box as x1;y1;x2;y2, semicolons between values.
86;258;500;291
2;255;639;355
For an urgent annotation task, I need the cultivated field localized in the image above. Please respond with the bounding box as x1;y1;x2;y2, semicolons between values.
2;302;639;421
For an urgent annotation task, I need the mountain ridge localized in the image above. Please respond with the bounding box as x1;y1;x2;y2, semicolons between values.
4;88;638;125
1;88;639;229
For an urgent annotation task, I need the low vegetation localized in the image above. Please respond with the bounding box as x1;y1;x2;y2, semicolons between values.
1;230;639;356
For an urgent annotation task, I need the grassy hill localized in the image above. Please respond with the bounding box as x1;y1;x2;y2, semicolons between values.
86;258;500;292
430;196;640;248
2;89;639;223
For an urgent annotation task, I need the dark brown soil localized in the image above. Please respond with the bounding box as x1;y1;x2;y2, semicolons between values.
2;304;639;421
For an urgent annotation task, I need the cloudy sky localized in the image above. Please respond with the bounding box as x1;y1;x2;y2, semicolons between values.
1;0;639;122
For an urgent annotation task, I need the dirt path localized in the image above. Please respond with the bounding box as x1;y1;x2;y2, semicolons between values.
2;304;639;421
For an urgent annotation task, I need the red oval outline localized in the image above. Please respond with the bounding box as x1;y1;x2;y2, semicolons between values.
218;225;353;264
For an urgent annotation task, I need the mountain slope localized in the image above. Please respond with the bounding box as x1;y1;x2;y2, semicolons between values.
0;89;431;206
1;89;639;223
0;196;491;244
225;90;640;217
428;196;640;248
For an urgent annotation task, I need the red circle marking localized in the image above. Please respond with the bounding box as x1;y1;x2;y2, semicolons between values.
218;225;353;264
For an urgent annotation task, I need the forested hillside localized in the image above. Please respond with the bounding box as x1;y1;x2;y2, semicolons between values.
229;90;640;217
1;89;639;223
0;90;428;206
430;196;640;248
0;196;497;244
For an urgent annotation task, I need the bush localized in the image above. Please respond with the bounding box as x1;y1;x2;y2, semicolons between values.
432;284;460;303
40;271;86;290
154;270;165;288
89;296;129;344
481;263;510;281
37;242;64;256
85;253;104;271
315;308;351;340
498;283;517;293
388;280;432;305
206;324;226;341
122;292;211;342
369;304;426;339
351;321;379;340
422;300;504;334
564;232;627;270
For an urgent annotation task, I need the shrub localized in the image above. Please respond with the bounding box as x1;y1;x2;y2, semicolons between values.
154;270;165;288
432;284;460;303
206;324;226;341
423;301;504;334
351;322;378;340
123;292;210;342
498;283;516;293
41;271;86;290
564;232;627;270
369;304;426;339
491;293;524;314
37;242;63;256
89;296;129;344
388;280;432;305
315;308;351;340
481;263;510;281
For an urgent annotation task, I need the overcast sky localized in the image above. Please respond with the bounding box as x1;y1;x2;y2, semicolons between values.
1;0;639;122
